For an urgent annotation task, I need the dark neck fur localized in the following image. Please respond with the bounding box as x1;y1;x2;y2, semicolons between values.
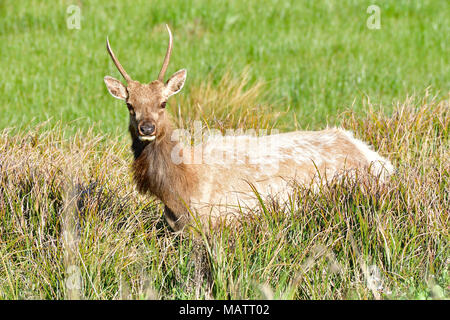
130;125;198;218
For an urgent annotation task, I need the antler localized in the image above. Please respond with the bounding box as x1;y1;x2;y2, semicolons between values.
158;24;173;82
106;36;132;83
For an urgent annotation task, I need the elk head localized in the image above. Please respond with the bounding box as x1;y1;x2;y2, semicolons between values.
104;25;186;142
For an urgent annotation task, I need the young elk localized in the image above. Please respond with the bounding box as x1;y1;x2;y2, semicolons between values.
104;25;394;231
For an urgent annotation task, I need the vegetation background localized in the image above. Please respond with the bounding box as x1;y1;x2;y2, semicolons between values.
0;0;448;299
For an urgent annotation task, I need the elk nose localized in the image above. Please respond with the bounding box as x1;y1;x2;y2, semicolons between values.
139;123;155;136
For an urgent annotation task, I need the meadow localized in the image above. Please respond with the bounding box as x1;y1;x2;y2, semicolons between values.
0;0;448;299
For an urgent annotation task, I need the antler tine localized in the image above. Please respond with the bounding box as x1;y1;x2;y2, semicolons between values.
106;36;132;83
158;24;173;82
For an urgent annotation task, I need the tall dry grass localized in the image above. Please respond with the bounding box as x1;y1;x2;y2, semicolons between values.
174;67;286;134
0;87;448;299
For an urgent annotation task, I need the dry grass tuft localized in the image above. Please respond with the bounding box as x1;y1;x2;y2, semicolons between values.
174;67;286;134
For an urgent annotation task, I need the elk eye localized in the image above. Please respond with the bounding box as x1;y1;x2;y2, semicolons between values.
160;101;167;108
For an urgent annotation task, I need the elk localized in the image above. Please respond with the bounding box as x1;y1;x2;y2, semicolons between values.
104;25;394;231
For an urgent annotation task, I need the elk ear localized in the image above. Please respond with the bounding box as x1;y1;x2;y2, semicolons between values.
164;69;186;98
104;76;128;100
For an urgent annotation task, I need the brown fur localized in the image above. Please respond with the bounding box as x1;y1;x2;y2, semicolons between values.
131;120;199;230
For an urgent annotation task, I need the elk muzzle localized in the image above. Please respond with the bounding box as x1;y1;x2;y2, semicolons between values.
138;122;156;141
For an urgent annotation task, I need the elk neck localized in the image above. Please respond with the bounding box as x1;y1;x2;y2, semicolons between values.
130;121;199;215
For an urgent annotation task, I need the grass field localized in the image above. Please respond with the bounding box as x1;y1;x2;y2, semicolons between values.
0;0;449;300
1;0;449;132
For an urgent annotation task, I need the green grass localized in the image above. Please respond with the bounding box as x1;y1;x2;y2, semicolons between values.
0;0;448;133
0;0;448;300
